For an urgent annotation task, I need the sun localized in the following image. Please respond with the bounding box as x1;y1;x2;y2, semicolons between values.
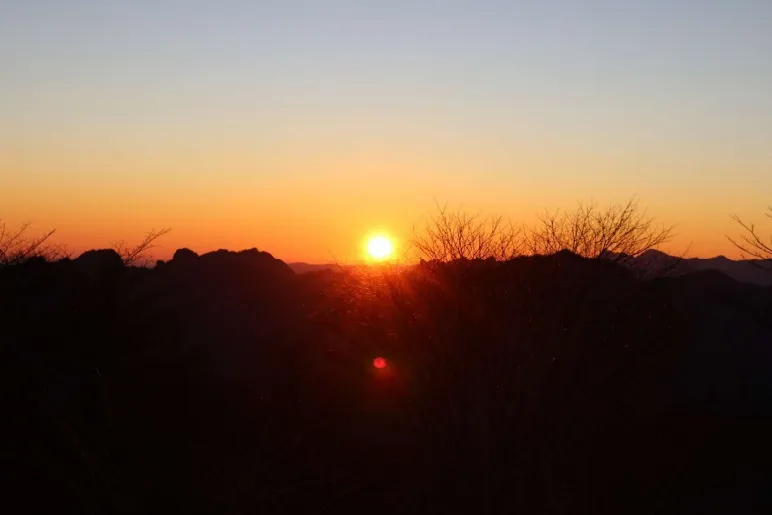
366;235;394;261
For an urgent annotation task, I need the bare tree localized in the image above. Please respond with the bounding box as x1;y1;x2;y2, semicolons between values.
112;228;171;267
727;206;772;265
526;197;673;263
411;203;523;262
0;220;67;265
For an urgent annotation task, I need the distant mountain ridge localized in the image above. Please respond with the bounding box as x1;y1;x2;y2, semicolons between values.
289;251;772;286
627;249;772;286
287;262;343;274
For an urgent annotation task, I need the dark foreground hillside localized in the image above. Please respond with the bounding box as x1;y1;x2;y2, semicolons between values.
2;248;771;514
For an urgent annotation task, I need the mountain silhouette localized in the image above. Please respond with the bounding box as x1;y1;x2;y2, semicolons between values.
2;247;770;514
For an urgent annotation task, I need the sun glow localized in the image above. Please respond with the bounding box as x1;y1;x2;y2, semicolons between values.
366;235;394;261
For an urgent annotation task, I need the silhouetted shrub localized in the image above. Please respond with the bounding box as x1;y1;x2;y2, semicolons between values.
412;202;523;261
526;197;673;262
0;220;65;265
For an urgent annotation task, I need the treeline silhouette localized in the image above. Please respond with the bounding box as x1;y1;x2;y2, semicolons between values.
2;201;772;514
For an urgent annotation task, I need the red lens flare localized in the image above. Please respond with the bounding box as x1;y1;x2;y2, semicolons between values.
373;357;387;369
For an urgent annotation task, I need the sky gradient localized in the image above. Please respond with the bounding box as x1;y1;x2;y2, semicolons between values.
2;1;772;262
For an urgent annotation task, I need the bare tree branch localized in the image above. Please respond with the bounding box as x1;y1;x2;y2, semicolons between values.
526;197;673;262
411;202;523;262
112;228;171;267
0;220;65;265
727;206;772;269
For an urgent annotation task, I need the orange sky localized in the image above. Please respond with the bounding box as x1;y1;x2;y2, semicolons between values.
3;2;771;263
3;136;766;262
